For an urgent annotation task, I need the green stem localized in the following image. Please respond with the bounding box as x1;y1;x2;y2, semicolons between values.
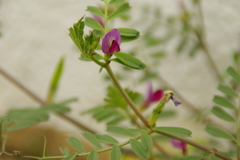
91;55;105;67
42;136;47;158
10;131;154;160
104;65;152;130
104;0;109;33
237;98;240;160
154;130;232;160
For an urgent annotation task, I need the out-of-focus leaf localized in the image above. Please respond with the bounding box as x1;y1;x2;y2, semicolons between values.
218;84;238;97
67;137;86;153
87;150;98;160
110;145;121;160
108;3;131;20
159;110;177;119
109;0;125;5
47;56;65;103
113;52;146;70
79;54;103;62
128;128;146;134
176;36;188;53
205;125;236;141
62;153;78;160
95;134;119;144
211;106;235;123
213;95;236;109
59;147;69;156
141;133;152;151
189;42;200;57
40;104;70;113
227;66;240;81
107;126;135;137
118;28;140;42
106;115;126;125
82;132;102;149
87;6;104;17
130;139;149;158
154;127;192;137
92;108;118;122
85;17;104;31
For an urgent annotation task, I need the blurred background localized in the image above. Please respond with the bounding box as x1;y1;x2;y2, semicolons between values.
0;0;240;159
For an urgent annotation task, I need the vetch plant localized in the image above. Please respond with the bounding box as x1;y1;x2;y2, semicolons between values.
0;0;239;160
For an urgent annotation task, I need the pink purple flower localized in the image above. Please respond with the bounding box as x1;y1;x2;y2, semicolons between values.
171;140;187;156
102;28;121;55
143;82;164;107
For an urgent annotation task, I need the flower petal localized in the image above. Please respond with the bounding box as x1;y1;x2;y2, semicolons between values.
171;140;186;150
172;97;182;106
111;28;121;45
151;89;164;102
102;28;121;54
109;40;120;55
102;31;112;54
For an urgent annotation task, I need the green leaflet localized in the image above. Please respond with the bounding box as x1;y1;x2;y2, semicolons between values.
118;28;140;42
154;127;192;137
140;133;153;151
67;137;86;153
109;0;125;5
110;145;121;160
87;150;98;160
130;139;149;158
85;17;104;31
211;106;235;123
82;132;102;149
113;52;146;70
108;3;131;20
59;147;69;156
217;84;238;97
107;125;135;137
62;153;78;160
95;134;119;144
213;95;236;109
227;66;240;81
46;56;65;103
87;6;104;17
205;125;236;141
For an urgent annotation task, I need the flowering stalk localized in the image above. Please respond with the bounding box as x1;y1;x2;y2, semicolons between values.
148;91;181;127
104;65;152;130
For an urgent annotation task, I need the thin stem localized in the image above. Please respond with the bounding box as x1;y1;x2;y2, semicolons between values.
0;66;97;134
122;98;172;158
42;136;47;158
237;98;240;160
154;130;232;160
104;65;152;130
104;0;108;33
9;131;153;160
0;67;44;104
196;1;223;82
